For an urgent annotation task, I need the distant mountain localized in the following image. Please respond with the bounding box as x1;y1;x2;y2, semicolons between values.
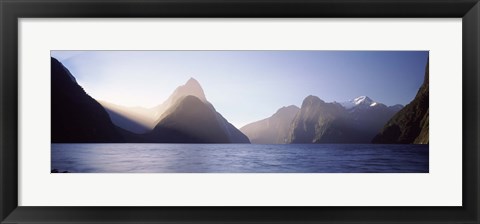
287;96;357;143
286;95;402;144
372;61;429;144
340;95;377;109
145;78;250;143
341;96;403;142
340;96;403;113
240;105;300;144
99;101;156;134
152;78;207;121
51;57;124;143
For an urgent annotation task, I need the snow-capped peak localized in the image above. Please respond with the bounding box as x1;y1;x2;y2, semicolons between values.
340;96;378;109
353;96;374;105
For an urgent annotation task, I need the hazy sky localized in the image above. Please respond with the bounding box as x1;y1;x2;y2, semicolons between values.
51;51;428;128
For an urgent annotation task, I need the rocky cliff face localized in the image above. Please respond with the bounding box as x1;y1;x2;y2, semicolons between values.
372;61;429;144
287;96;357;143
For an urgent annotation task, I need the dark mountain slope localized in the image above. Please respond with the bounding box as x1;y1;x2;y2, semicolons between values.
51;57;124;143
146;95;232;143
214;110;251;143
372;61;429;144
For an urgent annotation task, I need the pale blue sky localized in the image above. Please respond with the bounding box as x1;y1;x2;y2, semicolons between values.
51;51;428;128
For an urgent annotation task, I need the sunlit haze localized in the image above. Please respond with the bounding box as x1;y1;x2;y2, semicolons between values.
51;50;428;128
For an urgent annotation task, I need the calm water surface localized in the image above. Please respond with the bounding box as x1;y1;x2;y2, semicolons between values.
51;144;428;173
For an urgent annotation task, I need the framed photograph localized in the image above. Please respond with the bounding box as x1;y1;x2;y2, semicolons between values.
1;0;479;223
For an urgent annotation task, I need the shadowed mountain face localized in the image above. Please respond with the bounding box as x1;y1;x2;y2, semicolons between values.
372;61;429;144
147;95;231;143
286;95;402;144
146;95;250;143
240;105;300;144
51;58;124;143
143;79;250;143
213;109;251;143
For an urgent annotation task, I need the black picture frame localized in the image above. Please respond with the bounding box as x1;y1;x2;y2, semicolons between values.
1;0;479;223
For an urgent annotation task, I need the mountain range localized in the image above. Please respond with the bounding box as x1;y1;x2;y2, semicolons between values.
51;56;428;145
52;57;249;143
241;95;402;144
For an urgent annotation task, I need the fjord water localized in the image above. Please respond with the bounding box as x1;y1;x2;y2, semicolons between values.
51;144;428;173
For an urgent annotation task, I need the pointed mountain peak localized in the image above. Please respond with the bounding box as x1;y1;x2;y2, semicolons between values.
173;77;206;102
353;96;374;105
151;77;208;120
185;77;201;87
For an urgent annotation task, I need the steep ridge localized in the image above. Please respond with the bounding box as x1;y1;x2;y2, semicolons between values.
51;57;124;143
372;60;429;144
